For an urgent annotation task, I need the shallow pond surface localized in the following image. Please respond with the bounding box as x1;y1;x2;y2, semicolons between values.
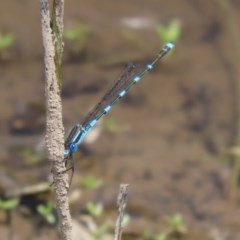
0;0;240;239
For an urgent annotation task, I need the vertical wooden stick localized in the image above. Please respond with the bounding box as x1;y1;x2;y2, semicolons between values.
114;184;129;240
40;0;72;239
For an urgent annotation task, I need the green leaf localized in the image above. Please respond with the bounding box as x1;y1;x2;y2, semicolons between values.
86;202;103;218
80;175;103;189
104;117;118;132
122;214;131;227
37;202;56;225
156;19;181;44
92;222;109;240
64;27;89;40
0;198;19;210
172;214;182;226
166;213;188;235
45;213;56;224
63;25;91;53
0;33;14;50
155;233;167;240
142;229;152;240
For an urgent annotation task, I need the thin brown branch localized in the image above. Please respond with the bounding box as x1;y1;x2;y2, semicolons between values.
40;0;72;239
52;0;64;84
114;184;129;240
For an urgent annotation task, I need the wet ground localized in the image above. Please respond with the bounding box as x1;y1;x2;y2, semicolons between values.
1;0;240;239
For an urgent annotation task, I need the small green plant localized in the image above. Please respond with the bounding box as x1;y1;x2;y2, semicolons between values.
64;24;90;55
104;117;118;132
80;175;103;189
142;229;152;240
86;202;103;218
0;197;19;210
92;222;110;240
155;233;167;240
21;147;45;165
85;201;113;240
37;201;57;225
122;213;131;227
165;213;187;236
0;32;14;54
156;19;181;44
104;117;129;133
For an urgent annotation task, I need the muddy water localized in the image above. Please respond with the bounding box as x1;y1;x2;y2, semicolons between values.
1;0;240;239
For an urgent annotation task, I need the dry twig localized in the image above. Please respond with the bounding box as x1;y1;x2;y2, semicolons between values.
40;0;72;239
114;184;129;240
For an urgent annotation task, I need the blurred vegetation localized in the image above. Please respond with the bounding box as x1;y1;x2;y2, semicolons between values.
156;19;181;46
64;23;91;60
36;201;57;225
80;175;103;189
0;31;15;59
219;0;240;199
0;197;19;210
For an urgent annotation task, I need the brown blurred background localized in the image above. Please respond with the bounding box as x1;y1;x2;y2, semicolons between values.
0;0;240;239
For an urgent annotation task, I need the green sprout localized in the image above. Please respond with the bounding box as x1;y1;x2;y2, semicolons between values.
0;32;14;52
142;229;152;240
166;213;187;236
0;198;19;210
80;175;103;189
64;24;91;54
155;233;167;240
104;117;118;133
20;146;45;165
92;222;110;240
122;213;131;227
86;202;103;218
156;19;181;44
37;201;56;225
104;117;129;133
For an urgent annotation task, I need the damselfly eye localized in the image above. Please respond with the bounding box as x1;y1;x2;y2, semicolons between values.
69;143;78;153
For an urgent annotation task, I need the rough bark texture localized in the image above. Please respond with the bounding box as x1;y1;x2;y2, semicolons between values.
40;0;72;239
114;184;129;240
